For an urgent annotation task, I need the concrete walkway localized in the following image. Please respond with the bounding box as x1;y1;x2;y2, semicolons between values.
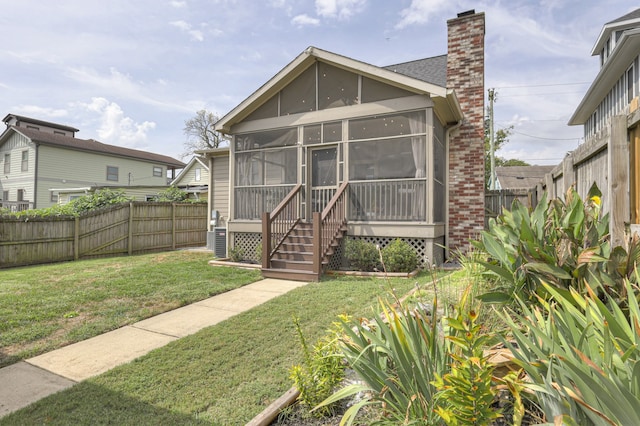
0;278;308;418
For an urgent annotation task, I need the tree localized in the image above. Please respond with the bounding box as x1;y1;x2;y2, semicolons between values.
182;110;229;158
484;118;528;188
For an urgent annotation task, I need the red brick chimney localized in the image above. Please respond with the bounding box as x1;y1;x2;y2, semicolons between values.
446;10;485;253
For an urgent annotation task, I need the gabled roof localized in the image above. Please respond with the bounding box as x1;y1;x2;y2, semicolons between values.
171;156;209;186
215;46;461;133
496;165;554;190
3;113;79;133
569;27;640;125
592;7;640;55
0;126;185;168
383;55;447;88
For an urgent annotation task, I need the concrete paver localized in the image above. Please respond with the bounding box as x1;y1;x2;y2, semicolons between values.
0;362;75;417
0;278;308;419
26;326;177;382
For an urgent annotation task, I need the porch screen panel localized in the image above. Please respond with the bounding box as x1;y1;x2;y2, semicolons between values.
318;62;358;109
347;110;427;222
234;128;298;220
433;119;446;222
361;77;415;103
280;65;316;115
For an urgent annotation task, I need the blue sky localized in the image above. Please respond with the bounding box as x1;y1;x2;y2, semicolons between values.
0;0;636;165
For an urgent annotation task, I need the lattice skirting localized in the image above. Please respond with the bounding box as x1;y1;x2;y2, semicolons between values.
231;232;443;270
232;232;262;262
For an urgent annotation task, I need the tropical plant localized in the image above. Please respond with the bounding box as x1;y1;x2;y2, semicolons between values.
381;238;418;272
289;316;346;417
344;238;380;272
433;306;502;426
474;183;640;310
502;280;640;425
316;295;451;425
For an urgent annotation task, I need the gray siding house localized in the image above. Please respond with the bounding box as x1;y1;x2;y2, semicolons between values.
0;114;185;210
205;11;486;280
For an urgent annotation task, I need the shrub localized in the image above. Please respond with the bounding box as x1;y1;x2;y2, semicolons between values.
344;238;380;272
503;280;640;425
289;316;346;417
473;183;640;310
228;246;244;262
317;295;452;425
381;238;418;272
154;186;188;202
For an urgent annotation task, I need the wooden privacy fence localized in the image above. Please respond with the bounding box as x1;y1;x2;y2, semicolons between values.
485;188;537;228
0;202;208;268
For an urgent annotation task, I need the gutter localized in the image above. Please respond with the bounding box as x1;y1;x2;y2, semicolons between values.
33;143;39;209
444;119;463;261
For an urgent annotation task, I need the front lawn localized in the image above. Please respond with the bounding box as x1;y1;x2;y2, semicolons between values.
0;251;261;367
0;271;452;425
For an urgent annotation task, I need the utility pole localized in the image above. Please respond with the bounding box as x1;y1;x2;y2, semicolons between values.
488;88;497;190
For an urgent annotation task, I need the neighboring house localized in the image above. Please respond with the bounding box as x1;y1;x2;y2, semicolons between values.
555;7;640;246
52;185;173;204
0;114;185;210
495;166;554;191
170;156;209;200
205;10;485;280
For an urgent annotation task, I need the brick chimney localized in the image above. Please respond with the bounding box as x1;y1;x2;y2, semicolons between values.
446;10;485;253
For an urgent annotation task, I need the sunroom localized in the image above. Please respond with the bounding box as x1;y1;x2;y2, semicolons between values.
215;47;462;280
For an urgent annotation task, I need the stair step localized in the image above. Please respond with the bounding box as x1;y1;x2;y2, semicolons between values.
272;251;313;262
261;268;320;282
271;258;314;271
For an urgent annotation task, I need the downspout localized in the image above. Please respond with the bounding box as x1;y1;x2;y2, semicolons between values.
444;119;463;262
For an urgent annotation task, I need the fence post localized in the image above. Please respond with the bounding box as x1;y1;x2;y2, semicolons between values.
262;212;271;269
172;203;176;250
128;202;134;255
312;212;321;275
74;216;79;260
610;115;630;248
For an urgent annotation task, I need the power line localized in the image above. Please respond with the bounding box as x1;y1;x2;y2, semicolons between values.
497;91;585;97
493;82;591;89
511;130;582;141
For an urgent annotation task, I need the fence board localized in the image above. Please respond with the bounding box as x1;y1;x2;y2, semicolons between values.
0;202;208;268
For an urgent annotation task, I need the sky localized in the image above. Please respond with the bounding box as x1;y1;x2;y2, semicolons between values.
0;0;637;166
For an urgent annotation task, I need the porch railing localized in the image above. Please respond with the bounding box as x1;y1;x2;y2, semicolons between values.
0;201;33;212
235;185;295;220
262;184;303;269
312;181;349;274
349;179;426;221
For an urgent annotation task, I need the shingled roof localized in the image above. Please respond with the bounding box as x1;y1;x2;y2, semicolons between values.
608;7;640;24
384;55;447;88
7;126;185;168
496;165;554;190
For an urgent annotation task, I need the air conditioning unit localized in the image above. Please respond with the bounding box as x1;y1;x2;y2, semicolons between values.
214;228;227;258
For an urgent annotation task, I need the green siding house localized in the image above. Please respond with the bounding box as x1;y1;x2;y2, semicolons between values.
0;114;185;210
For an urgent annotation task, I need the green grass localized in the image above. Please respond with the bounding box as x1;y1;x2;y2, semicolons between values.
1;271;452;425
0;251;261;367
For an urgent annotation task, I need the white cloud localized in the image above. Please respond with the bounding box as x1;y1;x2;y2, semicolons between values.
315;0;367;20
395;0;452;29
170;0;187;7
291;14;320;27
169;20;204;42
13;105;68;118
80;97;156;148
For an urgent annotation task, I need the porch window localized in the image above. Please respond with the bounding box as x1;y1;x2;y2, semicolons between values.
348;111;427;221
235;127;298;220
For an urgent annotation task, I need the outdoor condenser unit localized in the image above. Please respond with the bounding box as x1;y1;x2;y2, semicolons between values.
214;227;227;258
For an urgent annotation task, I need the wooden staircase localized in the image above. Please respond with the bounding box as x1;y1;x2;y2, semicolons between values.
262;182;349;282
262;221;347;282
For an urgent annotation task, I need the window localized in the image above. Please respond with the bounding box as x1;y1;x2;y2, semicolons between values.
4;153;9;174
195;167;201;181
50;192;59;203
17;189;25;202
21;150;28;172
628;65;635;104
153;166;163;177
106;166;119;181
26;125;39;130
2;190;7;201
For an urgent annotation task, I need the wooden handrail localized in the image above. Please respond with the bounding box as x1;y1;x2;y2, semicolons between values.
313;182;349;274
262;184;303;269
